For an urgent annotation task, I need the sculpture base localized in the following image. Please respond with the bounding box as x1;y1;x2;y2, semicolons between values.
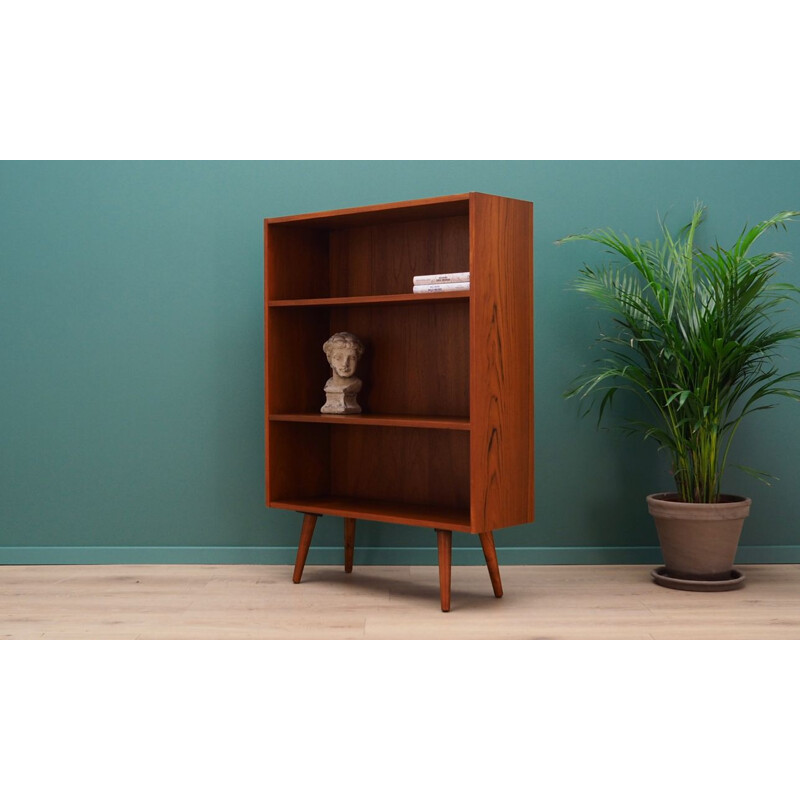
321;391;361;415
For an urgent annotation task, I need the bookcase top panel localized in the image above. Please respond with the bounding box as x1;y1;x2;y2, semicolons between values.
265;193;471;229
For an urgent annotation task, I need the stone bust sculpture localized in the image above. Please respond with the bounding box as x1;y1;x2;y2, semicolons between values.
321;331;365;414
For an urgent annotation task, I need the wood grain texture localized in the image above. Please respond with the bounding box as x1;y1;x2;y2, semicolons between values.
4;564;800;639
469;192;534;532
330;426;469;513
264;193;534;559
266;302;469;418
266;194;470;228
268;422;330;504
265;222;329;301
330;301;469;417
269;497;471;531
436;530;452;612
269;413;470;430
266;308;331;414
479;531;503;598
329;215;469;297
268;291;469;307
292;513;319;583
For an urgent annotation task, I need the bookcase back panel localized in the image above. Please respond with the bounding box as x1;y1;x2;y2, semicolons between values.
267;308;331;414
330;302;469;417
329;215;469;297
266;225;329;301
330;427;469;512
268;422;331;503
267;300;469;417
268;303;468;417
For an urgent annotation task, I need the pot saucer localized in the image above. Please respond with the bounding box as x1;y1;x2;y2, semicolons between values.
650;566;746;592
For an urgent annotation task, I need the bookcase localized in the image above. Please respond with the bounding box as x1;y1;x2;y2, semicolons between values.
264;192;533;611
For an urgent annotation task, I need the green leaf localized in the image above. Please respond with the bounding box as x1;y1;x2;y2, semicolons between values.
733;464;777;486
560;204;800;501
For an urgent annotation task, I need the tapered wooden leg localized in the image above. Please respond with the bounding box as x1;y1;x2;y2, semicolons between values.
344;518;355;573
436;529;452;612
479;530;503;598
292;513;319;584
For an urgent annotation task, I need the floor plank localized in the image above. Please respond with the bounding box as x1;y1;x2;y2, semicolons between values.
0;564;798;639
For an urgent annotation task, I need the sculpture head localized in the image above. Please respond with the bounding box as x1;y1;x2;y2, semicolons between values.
323;331;364;379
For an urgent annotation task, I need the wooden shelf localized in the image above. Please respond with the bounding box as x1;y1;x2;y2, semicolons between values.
270;496;472;532
268;291;469;308
269;412;470;430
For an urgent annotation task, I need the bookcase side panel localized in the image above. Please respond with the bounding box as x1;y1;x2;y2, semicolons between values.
469;194;534;532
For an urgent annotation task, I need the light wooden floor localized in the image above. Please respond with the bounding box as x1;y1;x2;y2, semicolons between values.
1;563;799;639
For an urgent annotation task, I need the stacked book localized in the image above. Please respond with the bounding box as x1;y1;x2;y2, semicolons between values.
412;271;470;294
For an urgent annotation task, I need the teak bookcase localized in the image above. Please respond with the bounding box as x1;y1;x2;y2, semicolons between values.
264;192;534;611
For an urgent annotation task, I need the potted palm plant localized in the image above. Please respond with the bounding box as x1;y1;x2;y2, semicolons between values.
558;204;800;590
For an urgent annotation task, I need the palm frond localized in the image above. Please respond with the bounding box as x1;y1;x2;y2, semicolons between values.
561;205;800;501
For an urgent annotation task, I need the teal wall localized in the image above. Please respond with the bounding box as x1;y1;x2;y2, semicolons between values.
2;161;799;565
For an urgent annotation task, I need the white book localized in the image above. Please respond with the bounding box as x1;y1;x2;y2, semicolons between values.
412;281;470;294
413;272;470;285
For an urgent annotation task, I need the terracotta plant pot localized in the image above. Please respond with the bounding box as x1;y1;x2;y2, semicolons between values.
647;493;751;586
